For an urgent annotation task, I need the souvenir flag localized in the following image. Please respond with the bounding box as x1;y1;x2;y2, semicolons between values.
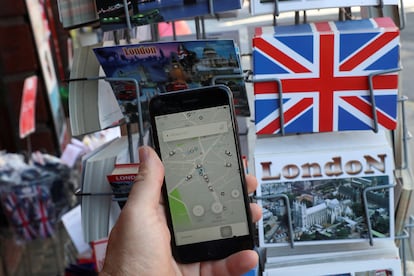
34;185;55;238
253;17;400;135
2;192;37;240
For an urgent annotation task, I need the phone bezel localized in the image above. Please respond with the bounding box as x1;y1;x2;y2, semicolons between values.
149;85;255;263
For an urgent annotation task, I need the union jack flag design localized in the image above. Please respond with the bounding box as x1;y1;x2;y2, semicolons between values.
253;17;400;135
0;183;56;241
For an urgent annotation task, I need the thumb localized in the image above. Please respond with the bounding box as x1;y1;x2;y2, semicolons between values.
125;146;165;210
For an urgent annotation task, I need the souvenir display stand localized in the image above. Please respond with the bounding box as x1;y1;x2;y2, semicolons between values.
0;150;80;275
61;0;413;275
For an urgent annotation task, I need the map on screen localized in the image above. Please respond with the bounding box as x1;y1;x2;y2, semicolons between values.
155;105;249;245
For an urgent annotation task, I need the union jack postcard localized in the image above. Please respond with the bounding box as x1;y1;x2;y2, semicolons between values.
254;131;395;247
253;17;400;135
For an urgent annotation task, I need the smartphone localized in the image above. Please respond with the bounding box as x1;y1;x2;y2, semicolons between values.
149;85;255;263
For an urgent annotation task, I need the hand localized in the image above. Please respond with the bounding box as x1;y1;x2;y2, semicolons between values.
100;146;262;276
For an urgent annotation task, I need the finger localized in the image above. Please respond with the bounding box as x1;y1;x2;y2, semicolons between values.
245;174;258;194
125;146;165;210
201;250;258;276
250;202;262;223
245;175;261;222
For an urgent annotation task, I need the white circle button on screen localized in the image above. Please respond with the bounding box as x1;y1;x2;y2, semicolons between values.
211;202;223;214
192;205;205;217
231;189;240;198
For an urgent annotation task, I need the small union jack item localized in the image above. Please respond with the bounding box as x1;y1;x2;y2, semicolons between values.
33;185;55;239
2;189;37;240
1;182;56;241
253;17;400;135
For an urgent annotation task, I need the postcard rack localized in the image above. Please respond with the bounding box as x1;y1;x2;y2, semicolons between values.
67;75;147;161
61;0;414;274
396;225;410;275
253;193;295;248
245;67;402;136
68;75;147;200
390;212;414;276
247;76;286;135
400;216;414;274
105;77;146;152
106;0;221;42
363;183;396;245
248;72;411;274
398;94;411;170
368;68;402;133
69;0;243;203
253;182;396;249
243;7;410;271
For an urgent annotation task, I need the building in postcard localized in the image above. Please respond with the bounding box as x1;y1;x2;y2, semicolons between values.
255;131;395;247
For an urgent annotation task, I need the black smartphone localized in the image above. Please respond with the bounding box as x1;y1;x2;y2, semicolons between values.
149;85;255;263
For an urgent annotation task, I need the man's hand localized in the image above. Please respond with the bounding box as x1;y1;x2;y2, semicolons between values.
101;146;262;276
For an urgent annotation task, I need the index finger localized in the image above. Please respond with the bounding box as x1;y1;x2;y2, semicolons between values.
245;174;258;194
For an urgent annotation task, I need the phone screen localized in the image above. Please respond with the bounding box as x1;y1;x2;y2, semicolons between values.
153;104;250;246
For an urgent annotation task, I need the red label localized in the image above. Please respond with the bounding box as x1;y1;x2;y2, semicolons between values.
19;76;38;138
114;174;136;182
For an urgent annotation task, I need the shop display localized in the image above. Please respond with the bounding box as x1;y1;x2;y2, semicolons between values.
69;43;124;136
80;133;141;242
96;0;242;31
44;0;410;274
93;39;251;125
96;0;162;31
254;130;395;247
253;17;400;135
0;152;78;241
